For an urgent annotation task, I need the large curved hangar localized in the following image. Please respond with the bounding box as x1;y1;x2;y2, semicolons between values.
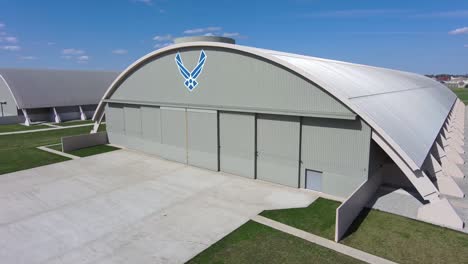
93;40;465;232
0;68;118;125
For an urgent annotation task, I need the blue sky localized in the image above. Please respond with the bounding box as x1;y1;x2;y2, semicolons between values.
0;0;467;74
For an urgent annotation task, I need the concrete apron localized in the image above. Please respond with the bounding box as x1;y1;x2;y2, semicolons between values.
0;149;317;264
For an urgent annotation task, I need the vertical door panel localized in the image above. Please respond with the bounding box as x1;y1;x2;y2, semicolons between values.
219;112;255;178
187;109;218;170
257;114;300;187
160;107;187;163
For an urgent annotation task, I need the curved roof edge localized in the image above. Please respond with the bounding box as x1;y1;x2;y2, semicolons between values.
0;68;119;109
0;73;20;109
92;41;455;171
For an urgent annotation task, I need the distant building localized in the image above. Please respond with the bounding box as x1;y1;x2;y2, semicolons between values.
446;77;468;89
0;68;118;125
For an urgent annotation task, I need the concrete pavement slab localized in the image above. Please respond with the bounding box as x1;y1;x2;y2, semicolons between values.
0;149;317;264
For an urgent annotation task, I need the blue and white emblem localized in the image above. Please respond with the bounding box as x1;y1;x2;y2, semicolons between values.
175;50;207;91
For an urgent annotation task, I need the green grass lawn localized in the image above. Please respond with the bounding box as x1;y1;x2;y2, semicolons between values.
260;198;338;240
0;123;49;133
341;209;468;264
451;88;468;104
187;221;363;264
260;198;468;264
0;124;106;175
48;144;119;157
55;120;94;127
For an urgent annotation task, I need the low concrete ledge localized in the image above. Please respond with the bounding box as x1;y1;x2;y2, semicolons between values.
62;131;109;152
335;171;382;242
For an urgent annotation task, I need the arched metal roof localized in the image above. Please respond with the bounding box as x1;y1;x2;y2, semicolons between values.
93;42;456;170
0;68;119;109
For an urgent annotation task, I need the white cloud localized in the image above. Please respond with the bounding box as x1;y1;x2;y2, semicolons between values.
465;44;468;48
47;42;56;46
133;0;152;5
1;45;20;51
449;27;468;35
62;48;85;55
0;32;5;36
303;9;406;18
19;56;37;60
112;49;128;55
0;23;4;29
183;26;222;34
77;55;90;64
222;32;241;38
203;33;215;36
77;55;89;61
4;36;17;43
61;55;72;60
154;42;171;49
153;34;173;41
413;10;468;18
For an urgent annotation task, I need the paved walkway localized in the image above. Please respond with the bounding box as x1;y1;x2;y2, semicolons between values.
0;123;94;136
252;215;396;264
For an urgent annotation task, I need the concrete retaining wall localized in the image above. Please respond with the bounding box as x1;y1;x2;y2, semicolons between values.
62;132;108;152
335;170;383;242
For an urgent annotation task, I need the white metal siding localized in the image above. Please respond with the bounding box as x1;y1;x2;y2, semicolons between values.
187;109;218;170
257;114;300;187
300;117;371;197
219;112;255;178
141;106;161;142
106;104;125;134
124;105;142;137
160;107;187;163
105;103;126;145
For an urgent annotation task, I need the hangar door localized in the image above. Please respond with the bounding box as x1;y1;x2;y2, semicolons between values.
160;107;218;170
257;114;300;187
160;107;187;163
187;109;218;170
219;112;255;178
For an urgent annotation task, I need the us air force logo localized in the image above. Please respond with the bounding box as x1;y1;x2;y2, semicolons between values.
175;50;207;91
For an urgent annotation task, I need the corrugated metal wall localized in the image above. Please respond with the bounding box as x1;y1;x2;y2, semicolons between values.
106;103;125;144
160;107;187;163
256;114;300;188
102;47;375;198
300;117;371;197
109;48;354;120
219;112;255;178
105;102;371;198
187;109;218;170
0;77;18;116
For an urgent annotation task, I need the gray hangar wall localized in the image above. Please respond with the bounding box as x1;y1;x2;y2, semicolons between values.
0;77;18;116
104;47;371;198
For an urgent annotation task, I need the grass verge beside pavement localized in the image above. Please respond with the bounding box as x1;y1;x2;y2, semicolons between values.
0;123;49;133
260;197;468;264
452;88;468;104
0;124;106;175
187;220;363;264
261;197;338;240
55;120;94;127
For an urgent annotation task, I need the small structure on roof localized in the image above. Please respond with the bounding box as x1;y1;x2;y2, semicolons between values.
0;68;119;125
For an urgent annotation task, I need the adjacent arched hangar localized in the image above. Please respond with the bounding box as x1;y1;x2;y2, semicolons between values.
93;36;465;234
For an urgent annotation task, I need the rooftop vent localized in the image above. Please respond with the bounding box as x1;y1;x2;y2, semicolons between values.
173;36;235;44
